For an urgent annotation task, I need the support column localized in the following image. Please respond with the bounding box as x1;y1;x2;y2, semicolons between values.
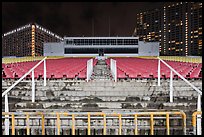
170;70;173;102
44;59;46;86
5;94;9;135
114;60;117;82
196;94;201;135
158;59;160;86
32;70;35;102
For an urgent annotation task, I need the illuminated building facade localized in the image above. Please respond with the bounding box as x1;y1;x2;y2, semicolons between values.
2;23;63;57
134;2;202;56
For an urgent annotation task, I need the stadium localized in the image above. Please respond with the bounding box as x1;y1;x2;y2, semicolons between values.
2;36;202;135
1;2;202;135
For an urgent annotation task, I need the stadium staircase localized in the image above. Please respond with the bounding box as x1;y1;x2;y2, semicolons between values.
91;59;112;80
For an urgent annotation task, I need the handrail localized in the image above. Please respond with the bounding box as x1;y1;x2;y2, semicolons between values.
192;111;202;135
2;57;47;97
157;57;202;95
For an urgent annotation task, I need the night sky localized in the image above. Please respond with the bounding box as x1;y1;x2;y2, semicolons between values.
2;2;165;37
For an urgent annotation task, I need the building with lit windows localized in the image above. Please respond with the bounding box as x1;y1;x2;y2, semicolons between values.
134;2;202;56
2;23;63;57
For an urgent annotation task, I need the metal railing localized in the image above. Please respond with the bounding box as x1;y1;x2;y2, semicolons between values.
2;57;47;135
192;111;202;135
2;111;186;135
157;57;202;135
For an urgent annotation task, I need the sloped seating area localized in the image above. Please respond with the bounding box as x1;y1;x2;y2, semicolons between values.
2;58;97;79
107;57;202;79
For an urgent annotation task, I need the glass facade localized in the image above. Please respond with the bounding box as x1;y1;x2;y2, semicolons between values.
65;39;138;46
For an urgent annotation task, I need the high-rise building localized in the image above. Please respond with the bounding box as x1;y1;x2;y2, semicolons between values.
134;2;202;56
2;23;63;57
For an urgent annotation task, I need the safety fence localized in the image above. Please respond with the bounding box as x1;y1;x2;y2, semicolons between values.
1;111;189;135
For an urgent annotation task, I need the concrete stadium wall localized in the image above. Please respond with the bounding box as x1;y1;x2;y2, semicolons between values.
44;42;64;56
138;41;160;56
43;41;159;57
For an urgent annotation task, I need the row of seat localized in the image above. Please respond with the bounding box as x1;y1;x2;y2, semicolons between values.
2;58;97;79
106;57;202;79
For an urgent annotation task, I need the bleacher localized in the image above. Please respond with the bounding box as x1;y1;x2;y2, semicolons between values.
2;57;97;79
106;57;202;79
2;57;202;79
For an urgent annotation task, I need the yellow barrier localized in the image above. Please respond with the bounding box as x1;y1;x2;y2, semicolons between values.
11;114;15;135
72;114;75;135
103;114;106;135
56;112;61;135
2;111;187;135
192;111;202;135
26;112;30;135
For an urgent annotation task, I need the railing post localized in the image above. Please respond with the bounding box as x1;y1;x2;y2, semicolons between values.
118;114;122;135
11;114;15;135
166;113;170;135
158;59;160;86
170;70;173;102
134;114;138;135
182;112;186;135
26;113;30;135
103;114;106;135
150;114;154;135
44;59;46;86
5;94;9;135
72;114;75;135
196;94;201;135
41;113;45;135
88;113;91;135
32;70;35;102
56;113;61;135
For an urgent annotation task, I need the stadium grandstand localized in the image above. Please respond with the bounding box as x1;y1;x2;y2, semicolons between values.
2;37;202;135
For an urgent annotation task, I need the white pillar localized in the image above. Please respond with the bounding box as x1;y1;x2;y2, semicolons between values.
32;70;35;102
5;94;9;135
110;59;113;73
196;94;201;135
91;59;93;73
110;59;117;82
44;59;46;86
114;60;117;82
87;60;89;82
158;59;160;86
170;70;173;103
86;59;93;82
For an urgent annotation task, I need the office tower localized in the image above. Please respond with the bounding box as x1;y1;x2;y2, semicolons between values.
134;2;202;56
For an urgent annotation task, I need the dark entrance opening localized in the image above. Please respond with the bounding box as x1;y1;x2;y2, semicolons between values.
98;48;104;56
